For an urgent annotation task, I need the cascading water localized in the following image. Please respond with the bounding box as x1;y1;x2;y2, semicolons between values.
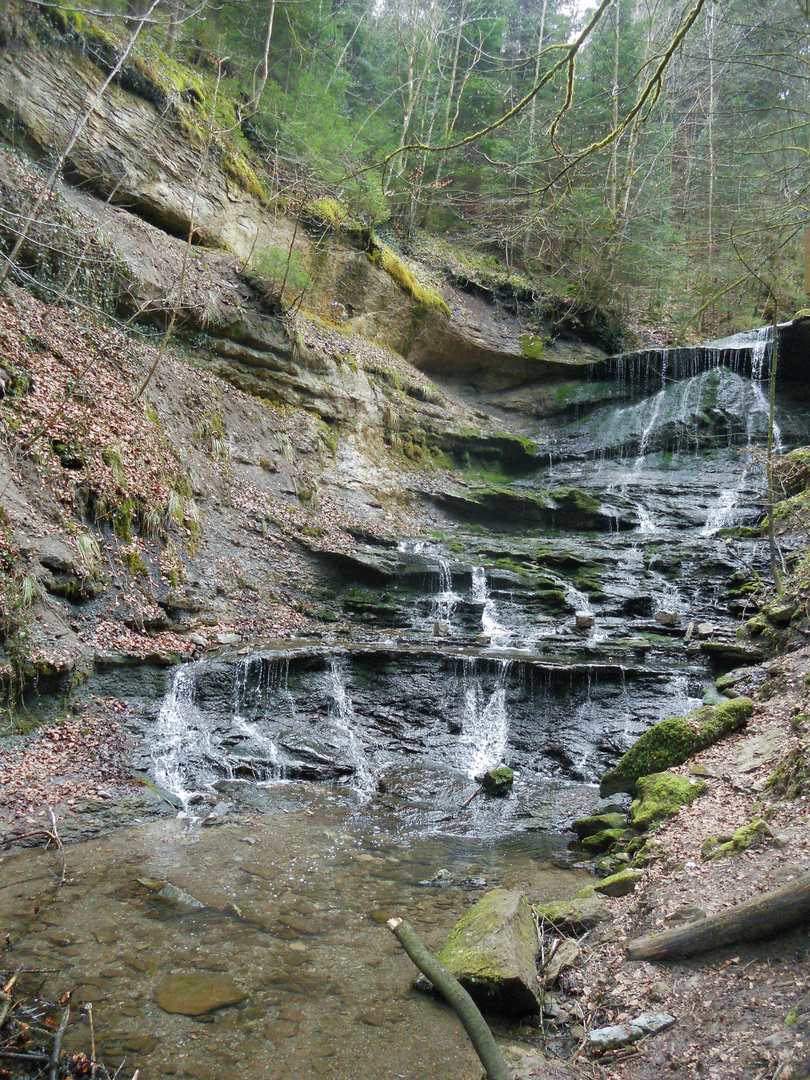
150;663;225;815
327;658;375;798
456;659;511;778
471;566;508;646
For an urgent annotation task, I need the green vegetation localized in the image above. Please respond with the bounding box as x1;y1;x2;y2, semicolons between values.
369;239;450;316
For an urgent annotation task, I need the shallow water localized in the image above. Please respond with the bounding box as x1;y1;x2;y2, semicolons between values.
1;785;590;1080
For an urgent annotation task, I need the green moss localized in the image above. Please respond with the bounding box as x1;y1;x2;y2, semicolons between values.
550;487;601;513
580;827;632;853
571;812;627;839
591;868;643;897
631;771;707;830
600;698;753;797
766;743;810;800
368;239;450;316
519;333;545;360
222;149;270;202
701;818;769;860
435;889;537;988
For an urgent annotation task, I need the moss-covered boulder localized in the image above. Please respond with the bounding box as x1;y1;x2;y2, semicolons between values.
533;892;609;933
430;888;540;1016
631;772;707;830
481;766;514;796
580;827;633;854
600;698;753;797
571;812;627;839
592;869;643;897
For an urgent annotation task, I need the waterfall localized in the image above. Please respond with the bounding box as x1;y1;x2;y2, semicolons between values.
150;664;224;815
232;655;284;777
457;659;511;778
565;583;591;614
327;659;374;797
472;566;508;646
750;326;772;381
432;556;460;624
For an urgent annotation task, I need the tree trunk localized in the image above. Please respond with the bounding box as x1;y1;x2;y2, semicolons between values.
628;871;810;961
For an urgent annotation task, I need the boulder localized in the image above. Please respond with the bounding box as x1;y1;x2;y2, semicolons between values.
592;869;643;897
480;766;514;796
430;888;540;1016
533;893;609;933
600;698;753;796
570;812;626;840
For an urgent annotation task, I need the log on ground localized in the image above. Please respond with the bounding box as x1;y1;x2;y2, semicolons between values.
628;870;810;961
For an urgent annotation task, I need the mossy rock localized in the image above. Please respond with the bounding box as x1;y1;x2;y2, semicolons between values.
571;812;626;840
600;698;753;797
701;818;769;860
580;827;633;854
631;772;707;831
431;888;540;1016
533;893;609;933
591;869;643;897
480;766;513;796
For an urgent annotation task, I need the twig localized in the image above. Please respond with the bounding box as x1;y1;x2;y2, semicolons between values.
0;969;20;1027
48;808;68;886
460;785;483;808
50;1003;70;1080
87;1003;97;1080
0;1051;51;1063
1;830;58;847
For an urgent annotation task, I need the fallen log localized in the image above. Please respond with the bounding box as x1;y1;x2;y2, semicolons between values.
628;870;810;961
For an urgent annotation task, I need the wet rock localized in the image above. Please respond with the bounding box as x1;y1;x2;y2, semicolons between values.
154;972;248;1015
575;612;595;629
654;611;681;626
570;812;626;840
480;766;514;796
263;1020;298;1039
216;632;242;645
428;888;540;1016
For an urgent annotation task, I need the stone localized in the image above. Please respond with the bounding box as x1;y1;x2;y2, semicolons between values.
592;869;643;897
654;611;681;626
666;902;707;925
216;632;241;645
587;1023;644;1051
570;812;626;840
154;972;247;1015
429;888;540;1016
480;766;514;796
534;893;609;933
580;827;631;853
575;612;595;629
630;1012;676;1035
735;729;782;774
541;939;580;985
262;1021;298;1039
